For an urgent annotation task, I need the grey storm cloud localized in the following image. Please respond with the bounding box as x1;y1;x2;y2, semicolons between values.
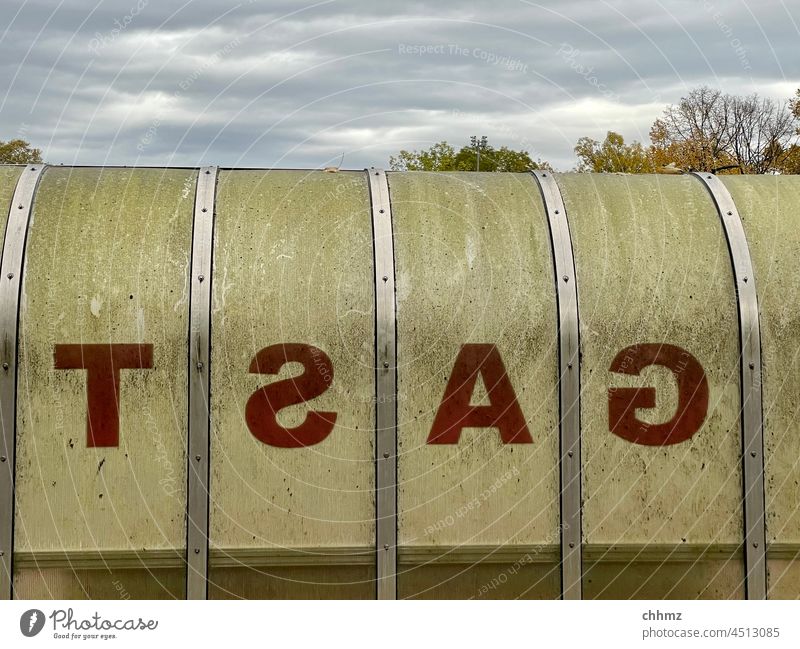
0;0;797;170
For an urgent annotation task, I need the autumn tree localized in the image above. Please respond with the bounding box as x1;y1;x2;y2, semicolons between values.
389;139;549;172
777;144;800;174
574;131;655;173
0;139;43;164
777;90;800;173
650;87;797;173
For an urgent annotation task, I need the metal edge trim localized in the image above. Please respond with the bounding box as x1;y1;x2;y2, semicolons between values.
582;544;744;563
13;542;765;570
0;163;46;599
186;166;218;599
690;172;767;600
0;165;367;173
531;170;582;600
366;168;398;600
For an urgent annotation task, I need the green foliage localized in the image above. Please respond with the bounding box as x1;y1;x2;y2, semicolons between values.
574;131;655;173
389;141;456;171
0;139;43;164
389;139;548;172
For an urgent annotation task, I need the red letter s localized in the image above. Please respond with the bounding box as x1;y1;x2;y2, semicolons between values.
245;343;337;448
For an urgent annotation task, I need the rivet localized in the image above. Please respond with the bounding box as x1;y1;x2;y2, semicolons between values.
205;170;211;175
0;550;4;556
374;172;380;176
706;175;712;179
382;275;388;282
727;211;733;216
567;451;573;457
562;275;569;282
17;204;23;209
749;362;754;369
379;209;385;214
195;455;201;461
750;451;757;458
542;173;547;177
6;273;13;280
383;544;389;550
567;363;572;369
743;277;748;283
554;210;560;214
2;363;7;370
0;456;5;462
198;275;204;282
753;542;759;548
194;548;200;554
196;362;204;370
568;542;575;548
31;168;36;171
383;361;389;368
201;208;207;213
383;452;389;458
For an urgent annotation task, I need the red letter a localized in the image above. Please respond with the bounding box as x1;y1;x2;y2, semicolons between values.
427;344;532;444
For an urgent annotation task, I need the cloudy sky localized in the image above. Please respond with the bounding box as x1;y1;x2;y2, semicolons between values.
1;0;797;170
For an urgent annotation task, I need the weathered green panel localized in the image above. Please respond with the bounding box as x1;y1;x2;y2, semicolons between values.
209;566;375;599
6;164;799;601
391;172;560;599
722;175;800;599
14;567;184;599
208;170;375;598
558;172;744;599
14;167;195;599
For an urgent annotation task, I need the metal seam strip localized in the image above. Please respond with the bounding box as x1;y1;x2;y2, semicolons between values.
691;172;767;600
186;166;218;599
0;163;46;599
366;167;398;600
531;170;582;600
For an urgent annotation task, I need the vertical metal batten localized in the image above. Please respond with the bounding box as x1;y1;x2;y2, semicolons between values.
0;164;45;599
366;168;398;599
691;172;767;600
531;170;582;600
186;166;218;600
